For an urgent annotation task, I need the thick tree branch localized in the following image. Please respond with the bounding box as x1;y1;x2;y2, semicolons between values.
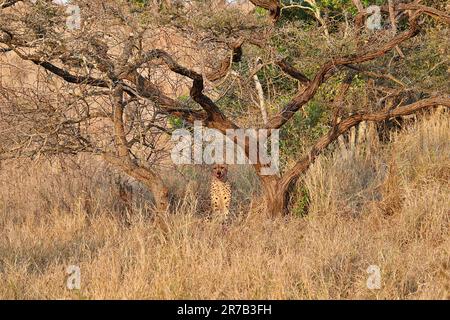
205;39;243;82
393;3;450;24
124;72;206;123
249;0;281;22
33;60;110;88
266;17;420;130
7;47;208;125
102;152;169;211
279;96;450;190
276;58;310;84
142;49;239;131
0;0;21;9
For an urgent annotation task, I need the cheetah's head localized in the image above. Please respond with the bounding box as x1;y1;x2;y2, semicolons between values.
212;164;228;182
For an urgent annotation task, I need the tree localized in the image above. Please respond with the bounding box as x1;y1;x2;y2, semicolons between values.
1;0;449;216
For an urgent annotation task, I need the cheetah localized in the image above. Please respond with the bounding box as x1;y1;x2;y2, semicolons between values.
210;164;231;221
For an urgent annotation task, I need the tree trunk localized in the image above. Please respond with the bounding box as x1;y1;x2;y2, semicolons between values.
103;154;170;212
133;167;170;213
108;85;170;213
260;175;291;217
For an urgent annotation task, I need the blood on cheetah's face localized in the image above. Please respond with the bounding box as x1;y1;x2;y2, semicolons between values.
212;164;228;181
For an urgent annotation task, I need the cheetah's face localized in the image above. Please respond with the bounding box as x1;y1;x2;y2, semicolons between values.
212;164;228;181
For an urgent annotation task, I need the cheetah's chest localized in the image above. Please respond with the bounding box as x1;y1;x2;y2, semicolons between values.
210;179;231;215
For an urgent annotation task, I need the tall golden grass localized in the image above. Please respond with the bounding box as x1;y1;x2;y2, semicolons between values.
0;112;448;299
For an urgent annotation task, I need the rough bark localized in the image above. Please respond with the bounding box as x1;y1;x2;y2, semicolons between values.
261;97;450;217
2;2;449;218
260;175;284;216
109;85;170;212
104;153;170;212
249;0;281;21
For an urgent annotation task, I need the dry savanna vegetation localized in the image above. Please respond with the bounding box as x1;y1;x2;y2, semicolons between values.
0;0;449;299
0;112;449;299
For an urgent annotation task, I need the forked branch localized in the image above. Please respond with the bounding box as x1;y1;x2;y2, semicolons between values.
266;16;420;130
279;96;450;190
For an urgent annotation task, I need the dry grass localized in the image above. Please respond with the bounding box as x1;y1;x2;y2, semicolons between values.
0;113;449;299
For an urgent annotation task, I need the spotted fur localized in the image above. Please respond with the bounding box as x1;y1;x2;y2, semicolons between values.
210;164;231;221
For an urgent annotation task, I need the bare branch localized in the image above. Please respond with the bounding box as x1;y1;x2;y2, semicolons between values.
266;17;420;130
253;58;267;125
276;58;310;84
388;0;405;58
140;49;238;130
249;0;281;22
279;96;450;190
205;39;243;82
33;60;110;88
0;0;21;9
394;3;450;24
